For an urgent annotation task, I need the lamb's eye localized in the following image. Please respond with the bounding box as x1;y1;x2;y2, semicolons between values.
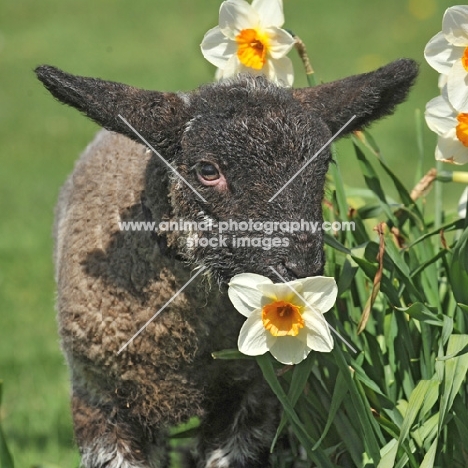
197;162;220;182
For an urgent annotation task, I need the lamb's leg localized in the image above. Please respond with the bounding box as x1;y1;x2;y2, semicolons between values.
196;372;280;468
72;388;170;468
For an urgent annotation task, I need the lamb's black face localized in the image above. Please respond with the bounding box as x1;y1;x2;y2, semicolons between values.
170;80;333;283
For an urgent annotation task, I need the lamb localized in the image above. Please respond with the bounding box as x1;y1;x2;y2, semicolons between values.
35;59;417;468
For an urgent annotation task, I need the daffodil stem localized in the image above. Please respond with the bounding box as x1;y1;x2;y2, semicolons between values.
435;161;443;230
292;34;316;87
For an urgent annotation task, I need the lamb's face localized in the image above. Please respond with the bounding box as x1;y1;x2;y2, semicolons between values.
35;60;418;284
170;79;333;283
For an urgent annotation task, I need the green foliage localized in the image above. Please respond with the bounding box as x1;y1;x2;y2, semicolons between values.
254;137;468;467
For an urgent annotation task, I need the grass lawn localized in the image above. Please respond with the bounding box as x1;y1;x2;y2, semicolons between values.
0;0;462;465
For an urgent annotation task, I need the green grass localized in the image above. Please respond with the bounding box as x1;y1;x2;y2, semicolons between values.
0;0;464;465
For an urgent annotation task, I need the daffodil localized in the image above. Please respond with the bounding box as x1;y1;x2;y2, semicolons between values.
425;91;468;164
200;0;295;86
228;273;336;365
425;5;468;111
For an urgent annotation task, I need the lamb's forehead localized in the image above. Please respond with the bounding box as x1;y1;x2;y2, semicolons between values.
188;74;301;116
180;76;329;166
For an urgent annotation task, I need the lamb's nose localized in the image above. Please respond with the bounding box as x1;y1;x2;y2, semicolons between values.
286;262;308;279
277;262;308;280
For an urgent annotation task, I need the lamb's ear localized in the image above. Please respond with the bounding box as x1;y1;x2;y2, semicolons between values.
293;59;418;135
35;65;189;147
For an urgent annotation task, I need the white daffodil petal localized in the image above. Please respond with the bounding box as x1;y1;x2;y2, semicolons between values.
201;27;237;68
238;309;270;356
443;5;468;47
269;336;310;365
228;272;272;316
303;310;334;352
257;281;303;303
300;276;338;313
265;27;295;59
227;288;257;317
229;272;273;288
438;74;448;89
458;187;468;218
306;331;334;352
436;129;468;165
215;67;224;81
264;56;294;86
219;53;245;79
447;60;468;112
425;94;457;136
252;0;284;28
219;0;259;39
425;31;462;74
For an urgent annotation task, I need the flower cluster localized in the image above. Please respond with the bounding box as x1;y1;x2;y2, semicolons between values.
228;273;337;365
425;5;468;164
200;0;295;87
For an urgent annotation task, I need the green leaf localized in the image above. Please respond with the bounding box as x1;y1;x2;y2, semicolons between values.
170;417;199;439
398;380;439;447
394;452;410;468
352;360;387;397
353;143;394;222
358;203;383;219
414;109;425;186
336;256;358;294
453;397;468;443
372;147;418;210
311;371;348;450
449;227;468;304
376;414;401;440
436;343;468;360
407;219;464;249
392;312;417;399
211;349;254;360
376;238;424;303
332;407;366;465
271;354;315;450
410;249;448;278
377;439;399;468
441;316;454;347
361;129;382;156
419;437;438;468
411;412;439;448
255;355;334;467
324;233;351;255
351;255;400;305
256;355;306;438
328;153;356;248
333;348;382;464
420;383;440;421
396;303;443;327
170;427;199;439
439;335;468;434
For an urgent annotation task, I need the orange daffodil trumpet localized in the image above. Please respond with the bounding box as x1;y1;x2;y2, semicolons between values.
425;90;468;164
228;273;337;365
200;0;296;86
